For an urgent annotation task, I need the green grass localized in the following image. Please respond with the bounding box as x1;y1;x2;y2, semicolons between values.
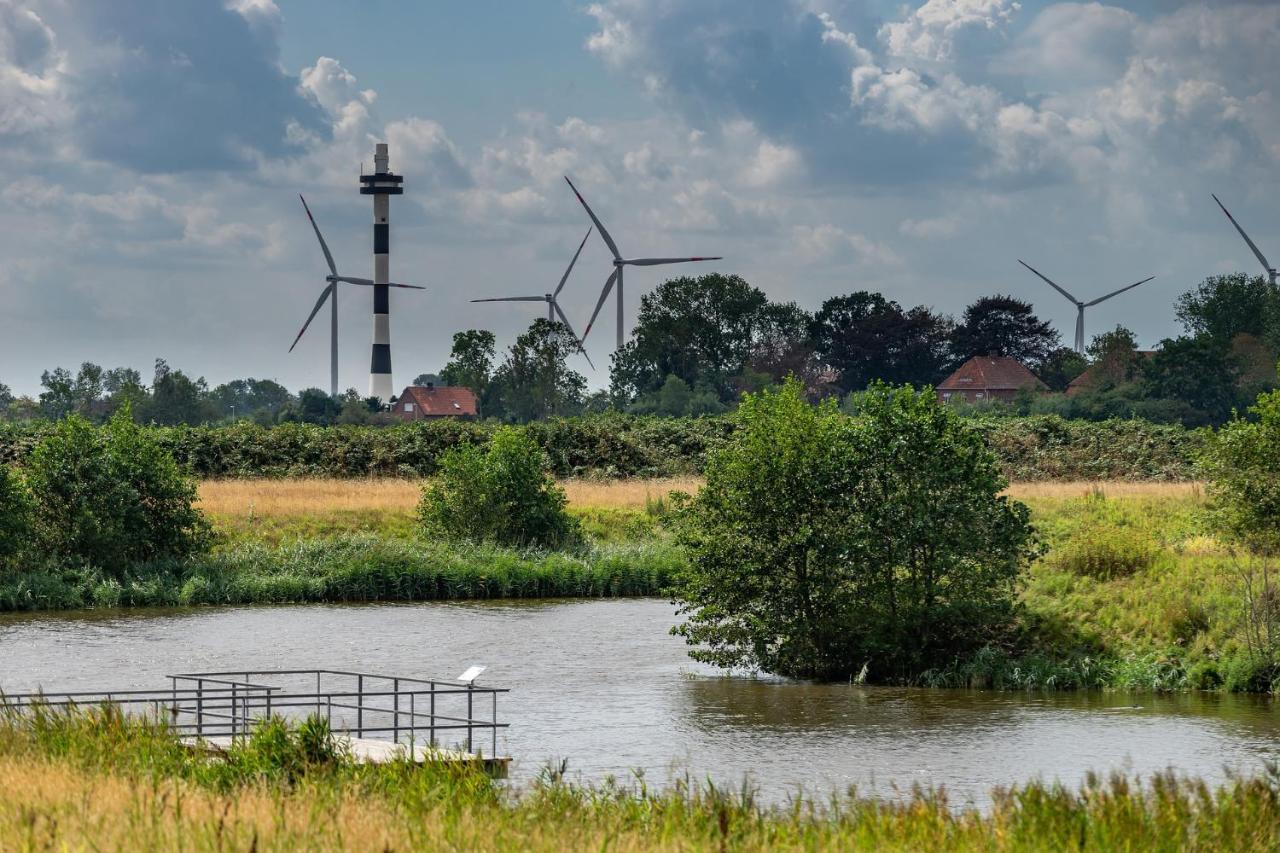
2;708;1280;850
0;535;681;611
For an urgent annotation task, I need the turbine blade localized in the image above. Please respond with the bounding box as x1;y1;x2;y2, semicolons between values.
1018;259;1080;305
335;276;425;290
626;256;722;266
1084;276;1156;307
288;284;333;353
554;227;593;298
1213;194;1273;278
299;194;338;277
581;268;618;343
553;302;594;370
564;176;621;260
471;296;546;302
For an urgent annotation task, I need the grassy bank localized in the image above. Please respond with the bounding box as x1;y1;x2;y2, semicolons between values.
3;709;1279;851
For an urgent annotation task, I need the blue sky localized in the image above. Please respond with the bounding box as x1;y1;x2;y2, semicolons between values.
0;0;1277;395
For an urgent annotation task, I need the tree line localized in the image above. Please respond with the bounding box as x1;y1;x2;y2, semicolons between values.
3;270;1276;428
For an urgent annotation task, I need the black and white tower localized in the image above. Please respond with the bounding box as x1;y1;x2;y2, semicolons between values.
359;143;403;402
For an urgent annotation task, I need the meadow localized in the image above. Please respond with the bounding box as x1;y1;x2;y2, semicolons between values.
3;707;1279;851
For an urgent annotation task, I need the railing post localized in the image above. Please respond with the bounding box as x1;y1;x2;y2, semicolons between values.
197;679;205;737
466;684;474;755
357;675;364;738
393;678;400;744
429;684;436;747
231;683;238;739
492;690;498;759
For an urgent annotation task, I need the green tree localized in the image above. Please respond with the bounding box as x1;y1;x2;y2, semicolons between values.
628;375;727;417
1038;347;1089;392
1176;273;1276;343
38;367;76;419
950;295;1059;369
488;320;585;422
810;292;953;391
672;380;1035;680
609;274;773;401
418;426;579;549
0;465;31;570
1202;388;1280;555
209;378;292;421
439;329;497;413
1142;336;1241;426
143;359;214;425
23;408;210;573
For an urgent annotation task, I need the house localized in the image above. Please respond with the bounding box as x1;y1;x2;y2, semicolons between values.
391;384;478;420
937;355;1047;404
1065;351;1155;397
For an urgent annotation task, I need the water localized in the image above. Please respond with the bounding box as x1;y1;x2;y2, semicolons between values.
2;598;1278;807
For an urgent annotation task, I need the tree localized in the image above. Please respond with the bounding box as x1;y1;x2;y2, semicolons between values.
279;388;343;425
1038;347;1089;392
950;295;1059;368
1203;388;1280;555
23;408;210;573
1142;336;1241;426
0;465;31;571
1086;325;1142;389
0;382;13;411
144;359;214;425
209;378;292;420
488;320;585;422
418;426;580;549
439;329;497;413
610;274;772;401
810;292;953;391
628;375;727;417
38;367;76;420
671;380;1035;680
1176;273;1276;343
412;373;443;386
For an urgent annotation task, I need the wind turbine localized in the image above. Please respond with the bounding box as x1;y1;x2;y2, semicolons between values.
1017;260;1155;354
564;176;722;350
471;228;596;368
291;194;424;397
1212;194;1276;285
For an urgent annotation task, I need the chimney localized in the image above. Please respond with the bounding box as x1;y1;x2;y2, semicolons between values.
426;381;434;390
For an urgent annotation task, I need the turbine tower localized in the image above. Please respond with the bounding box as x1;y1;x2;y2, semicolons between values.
1017;260;1155;354
564;176;722;350
360;143;404;402
471;228;595;368
1213;194;1277;285
291;195;424;396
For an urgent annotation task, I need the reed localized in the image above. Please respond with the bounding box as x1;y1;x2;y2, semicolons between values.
1;709;1278;851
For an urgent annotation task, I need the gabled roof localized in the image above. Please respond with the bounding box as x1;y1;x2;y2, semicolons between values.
1066;351;1156;394
937;355;1048;392
396;385;478;416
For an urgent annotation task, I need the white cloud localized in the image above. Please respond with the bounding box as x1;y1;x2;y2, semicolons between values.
899;216;961;239
792;224;900;266
881;0;1021;63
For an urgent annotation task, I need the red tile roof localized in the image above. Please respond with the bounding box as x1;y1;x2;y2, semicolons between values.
937;355;1047;392
395;385;478;417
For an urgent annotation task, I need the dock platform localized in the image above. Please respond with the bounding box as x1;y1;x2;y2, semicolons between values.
1;668;511;772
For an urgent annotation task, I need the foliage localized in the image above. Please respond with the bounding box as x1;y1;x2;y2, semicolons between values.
439;329;496;413
21;408;210;575
0;465;31;571
672;380;1036;680
1176;272;1277;343
419;427;580;549
608;274;777;401
809;291;953;391
1037;347;1089;392
950;294;1059;368
488;319;587;422
628;375;728;417
1202;388;1280;555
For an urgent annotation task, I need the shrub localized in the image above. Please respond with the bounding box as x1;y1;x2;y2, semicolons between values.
418;427;580;550
672;380;1037;681
22;409;210;574
1050;525;1159;579
1202;388;1280;555
0;464;32;570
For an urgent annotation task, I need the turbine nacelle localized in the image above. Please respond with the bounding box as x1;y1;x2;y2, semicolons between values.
1017;258;1156;355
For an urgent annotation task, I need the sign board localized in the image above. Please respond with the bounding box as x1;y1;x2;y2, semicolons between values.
457;665;486;684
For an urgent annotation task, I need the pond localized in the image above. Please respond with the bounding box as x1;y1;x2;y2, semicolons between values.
2;598;1277;806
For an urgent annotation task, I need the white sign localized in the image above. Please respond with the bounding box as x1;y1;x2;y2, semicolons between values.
457;665;486;684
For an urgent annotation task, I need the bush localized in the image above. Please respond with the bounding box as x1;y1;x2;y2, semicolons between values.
672;380;1037;681
22;409;210;574
1202;388;1280;555
0;464;31;570
418;427;580;550
1050;524;1159;579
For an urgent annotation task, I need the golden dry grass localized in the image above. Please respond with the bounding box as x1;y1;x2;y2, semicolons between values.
197;477;706;518
197;477;1201;521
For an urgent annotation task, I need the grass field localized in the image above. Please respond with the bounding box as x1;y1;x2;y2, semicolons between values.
3;709;1279;851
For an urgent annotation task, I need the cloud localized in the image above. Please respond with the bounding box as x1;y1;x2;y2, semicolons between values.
792;224;900;266
880;0;1021;63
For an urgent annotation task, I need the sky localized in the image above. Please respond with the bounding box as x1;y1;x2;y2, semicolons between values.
0;0;1277;396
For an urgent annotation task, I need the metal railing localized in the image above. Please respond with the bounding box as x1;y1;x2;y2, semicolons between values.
0;669;508;758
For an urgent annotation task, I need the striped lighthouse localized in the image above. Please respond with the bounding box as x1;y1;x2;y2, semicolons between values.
359;143;403;402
